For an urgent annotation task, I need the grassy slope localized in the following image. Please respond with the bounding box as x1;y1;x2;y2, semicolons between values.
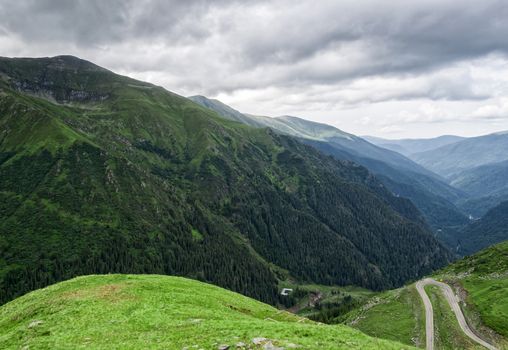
0;275;412;350
0;85;87;154
345;241;508;349
344;285;425;348
436;240;508;342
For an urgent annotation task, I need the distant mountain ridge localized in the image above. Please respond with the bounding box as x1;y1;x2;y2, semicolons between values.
389;131;508;217
189;96;355;141
345;133;508;244
411;132;508;179
454;201;508;256
189;95;469;232
364;135;465;157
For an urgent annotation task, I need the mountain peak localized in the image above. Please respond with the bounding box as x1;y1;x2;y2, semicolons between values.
0;55;108;73
0;55;126;104
48;55;107;71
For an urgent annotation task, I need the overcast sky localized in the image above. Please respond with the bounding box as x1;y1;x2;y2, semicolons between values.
1;0;508;138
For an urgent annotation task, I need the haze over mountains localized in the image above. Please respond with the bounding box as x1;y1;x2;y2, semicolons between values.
189;96;469;230
370;132;508;218
190;95;508;256
363;135;466;158
411;132;508;179
345;126;508;254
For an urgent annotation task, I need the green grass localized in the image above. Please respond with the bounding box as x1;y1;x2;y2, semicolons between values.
461;277;508;337
344;286;424;348
440;240;508;276
0;275;413;350
341;241;508;349
0;91;88;155
434;240;508;343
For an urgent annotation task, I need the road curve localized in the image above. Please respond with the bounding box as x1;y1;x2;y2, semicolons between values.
415;278;497;350
415;279;434;350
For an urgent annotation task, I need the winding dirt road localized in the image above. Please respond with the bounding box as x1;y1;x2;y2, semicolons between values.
415;278;497;350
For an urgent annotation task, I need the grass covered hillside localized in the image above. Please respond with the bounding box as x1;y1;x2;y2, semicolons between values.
0;55;450;306
0;274;413;349
437;240;508;341
343;285;425;348
342;241;508;349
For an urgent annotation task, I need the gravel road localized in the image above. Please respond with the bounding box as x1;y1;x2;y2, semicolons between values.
415;278;497;350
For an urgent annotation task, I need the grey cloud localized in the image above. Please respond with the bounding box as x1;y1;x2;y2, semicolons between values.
217;0;508;77
0;0;238;45
4;1;507;83
1;0;508;119
0;0;130;44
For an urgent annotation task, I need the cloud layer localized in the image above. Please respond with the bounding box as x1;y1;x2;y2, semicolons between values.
1;0;508;137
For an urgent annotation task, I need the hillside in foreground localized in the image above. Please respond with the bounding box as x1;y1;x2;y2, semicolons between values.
0;274;411;349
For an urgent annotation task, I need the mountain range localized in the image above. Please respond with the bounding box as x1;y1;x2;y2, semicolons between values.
189;96;469;231
189;96;508;256
411;131;508;179
0;56;451;305
367;132;508;253
371;132;508;218
363;135;466;157
1;55;507;350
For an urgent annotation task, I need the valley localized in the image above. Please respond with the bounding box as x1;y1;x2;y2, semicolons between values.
0;55;507;350
0;56;450;306
2;2;508;349
190;96;508;256
189;96;469;232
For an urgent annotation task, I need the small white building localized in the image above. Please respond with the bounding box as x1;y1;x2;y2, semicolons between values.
280;288;293;296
